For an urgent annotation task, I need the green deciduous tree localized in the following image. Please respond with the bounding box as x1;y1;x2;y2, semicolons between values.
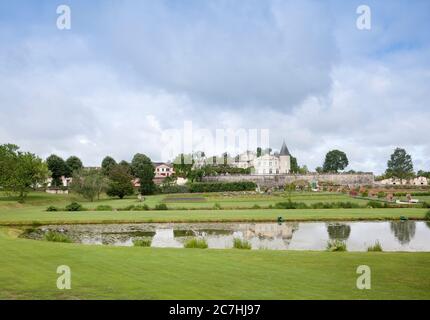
131;153;155;195
46;154;68;187
106;165;135;199
69;169;107;202
322;150;349;173
101;156;117;176
65;156;83;177
0;144;49;202
385;148;414;182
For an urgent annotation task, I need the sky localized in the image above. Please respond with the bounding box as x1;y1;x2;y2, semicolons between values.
0;0;429;174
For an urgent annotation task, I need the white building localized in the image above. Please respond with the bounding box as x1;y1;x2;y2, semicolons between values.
254;141;291;175
233;150;257;169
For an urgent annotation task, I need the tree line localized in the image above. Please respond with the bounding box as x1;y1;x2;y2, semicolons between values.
0;144;157;202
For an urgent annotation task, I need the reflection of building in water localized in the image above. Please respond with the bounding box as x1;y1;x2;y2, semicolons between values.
237;223;298;250
240;223;298;240
152;229;183;248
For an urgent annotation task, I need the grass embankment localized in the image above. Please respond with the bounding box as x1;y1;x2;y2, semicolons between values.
0;192;427;225
0;208;427;225
0;228;429;300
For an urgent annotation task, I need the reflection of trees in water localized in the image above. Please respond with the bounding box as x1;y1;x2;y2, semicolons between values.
390;221;416;245
426;221;430;230
326;223;351;241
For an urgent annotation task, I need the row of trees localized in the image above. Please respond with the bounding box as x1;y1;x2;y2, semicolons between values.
0;145;158;202
69;153;156;201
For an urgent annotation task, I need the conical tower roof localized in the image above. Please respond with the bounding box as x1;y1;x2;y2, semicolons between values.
279;140;291;156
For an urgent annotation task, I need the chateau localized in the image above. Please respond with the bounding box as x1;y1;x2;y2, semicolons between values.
233;141;292;175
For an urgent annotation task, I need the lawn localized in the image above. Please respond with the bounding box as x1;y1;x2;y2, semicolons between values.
1;228;429;300
1;191;429;300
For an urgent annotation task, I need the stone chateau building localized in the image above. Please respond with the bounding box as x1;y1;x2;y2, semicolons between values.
234;141;291;175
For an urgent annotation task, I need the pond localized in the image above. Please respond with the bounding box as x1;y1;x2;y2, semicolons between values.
24;221;430;252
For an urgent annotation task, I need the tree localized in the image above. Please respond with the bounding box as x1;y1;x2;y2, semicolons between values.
315;166;323;173
119;160;132;171
69;169;107;202
0;144;49;202
46;154;67;187
290;156;299;173
322;150;349;173
106;165;134;199
417;170;430;179
101;156;117;176
65;156;83;177
256;147;262;157
131;153;155;195
385;148;414;182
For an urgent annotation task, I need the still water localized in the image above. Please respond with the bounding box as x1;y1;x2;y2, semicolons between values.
26;221;430;252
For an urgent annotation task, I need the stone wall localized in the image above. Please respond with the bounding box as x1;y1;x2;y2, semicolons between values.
202;173;374;187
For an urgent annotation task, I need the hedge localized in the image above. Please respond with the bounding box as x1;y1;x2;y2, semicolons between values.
188;182;256;193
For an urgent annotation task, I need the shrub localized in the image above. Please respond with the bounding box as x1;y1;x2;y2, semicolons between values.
275;201;308;209
133;204;149;211
361;191;369;197
366;200;386;208
252;204;261;209
44;231;71;243
422;202;430;209
326;240;347;252
46;206;59;212
184;238;208;249
213;202;222;210
95;205;113;211
367;241;383;252
233;238;252;250
65;202;84;211
377;191;386;198
160;185;190;194
133;239;152;247
337;201;360;209
189;182;256;193
155;203;168;210
425;210;430;221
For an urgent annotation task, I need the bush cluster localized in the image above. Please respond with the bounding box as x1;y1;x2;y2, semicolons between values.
119;204;150;211
44;231;72;243
326;240;347;252
233;238;252;249
367;241;383;252
188;182;256;193
65;202;84;211
133;239;152;247
184;238;208;249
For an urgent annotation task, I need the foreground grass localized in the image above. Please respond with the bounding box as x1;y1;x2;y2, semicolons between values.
0;228;429;300
0;208;427;225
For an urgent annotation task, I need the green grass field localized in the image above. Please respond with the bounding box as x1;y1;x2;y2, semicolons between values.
1;191;429;300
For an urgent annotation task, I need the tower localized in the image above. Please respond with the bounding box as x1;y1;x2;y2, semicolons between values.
279;140;291;174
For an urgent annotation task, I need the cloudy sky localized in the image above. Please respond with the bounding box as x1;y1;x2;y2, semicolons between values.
0;0;429;173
